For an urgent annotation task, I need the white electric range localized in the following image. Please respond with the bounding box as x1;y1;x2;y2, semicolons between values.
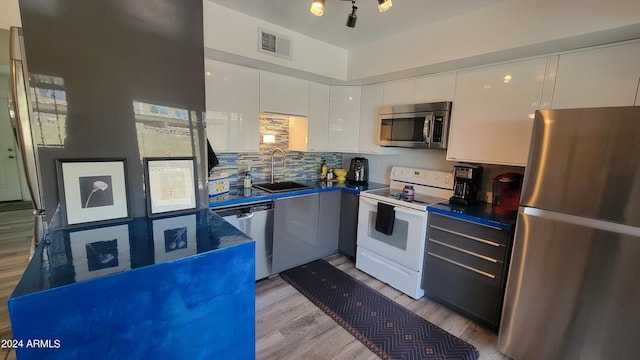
356;166;454;299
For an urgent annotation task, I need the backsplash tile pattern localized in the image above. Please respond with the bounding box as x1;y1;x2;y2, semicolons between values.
210;114;342;186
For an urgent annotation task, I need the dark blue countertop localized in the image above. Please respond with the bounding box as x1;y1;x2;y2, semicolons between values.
11;209;252;298
209;180;388;208
427;202;517;231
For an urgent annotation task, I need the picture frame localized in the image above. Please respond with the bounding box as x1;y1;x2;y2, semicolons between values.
69;224;131;281
152;214;197;263
144;157;197;217
56;159;130;228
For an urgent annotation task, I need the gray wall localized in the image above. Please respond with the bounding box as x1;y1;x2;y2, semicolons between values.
19;0;207;220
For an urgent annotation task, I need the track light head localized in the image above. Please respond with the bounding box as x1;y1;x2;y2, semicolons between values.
310;0;325;16
377;0;392;13
346;2;357;28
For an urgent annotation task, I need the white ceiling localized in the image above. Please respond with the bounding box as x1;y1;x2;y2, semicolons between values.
207;0;502;49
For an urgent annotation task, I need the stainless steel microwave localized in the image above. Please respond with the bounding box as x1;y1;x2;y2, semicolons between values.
377;102;452;149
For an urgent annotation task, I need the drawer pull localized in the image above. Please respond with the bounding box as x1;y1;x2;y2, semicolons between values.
427;252;496;279
429;239;500;264
430;212;503;230
430;225;501;247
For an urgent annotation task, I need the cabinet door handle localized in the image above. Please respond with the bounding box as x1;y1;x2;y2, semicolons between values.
427;252;496;279
430;225;501;247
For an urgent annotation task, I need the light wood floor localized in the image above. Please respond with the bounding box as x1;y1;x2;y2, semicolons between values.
0;208;509;360
256;254;510;360
0;209;33;360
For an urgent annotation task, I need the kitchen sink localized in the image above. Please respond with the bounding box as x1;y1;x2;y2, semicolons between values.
253;181;314;193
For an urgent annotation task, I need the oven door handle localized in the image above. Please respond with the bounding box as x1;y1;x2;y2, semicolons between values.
360;197;381;206
394;207;424;217
360;197;424;217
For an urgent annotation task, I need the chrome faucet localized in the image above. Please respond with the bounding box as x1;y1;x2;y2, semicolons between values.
270;147;286;183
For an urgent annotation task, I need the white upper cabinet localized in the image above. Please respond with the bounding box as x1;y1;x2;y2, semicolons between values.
358;84;397;154
308;83;330;152
447;57;549;166
328;86;361;153
382;73;455;106
259;72;310;116
383;79;414;106
205;59;259;152
552;41;640;109
414;73;456;103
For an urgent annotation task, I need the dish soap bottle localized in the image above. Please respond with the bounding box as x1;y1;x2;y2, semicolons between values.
321;159;327;180
244;166;252;188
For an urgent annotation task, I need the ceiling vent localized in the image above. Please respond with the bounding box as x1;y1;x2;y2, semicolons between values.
258;28;292;60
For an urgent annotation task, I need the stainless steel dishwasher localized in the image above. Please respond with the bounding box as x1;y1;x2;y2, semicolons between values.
213;201;274;281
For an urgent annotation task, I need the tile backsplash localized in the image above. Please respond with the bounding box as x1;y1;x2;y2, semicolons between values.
209;114;342;185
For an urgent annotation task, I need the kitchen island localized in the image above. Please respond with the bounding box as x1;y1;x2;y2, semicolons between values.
8;209;254;360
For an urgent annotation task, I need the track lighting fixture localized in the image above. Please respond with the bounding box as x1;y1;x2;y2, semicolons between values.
310;0;392;28
346;1;357;28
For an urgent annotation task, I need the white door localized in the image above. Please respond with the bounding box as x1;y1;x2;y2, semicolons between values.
0;90;23;201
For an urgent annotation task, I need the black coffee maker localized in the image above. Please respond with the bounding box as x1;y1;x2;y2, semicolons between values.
347;157;369;183
450;164;483;205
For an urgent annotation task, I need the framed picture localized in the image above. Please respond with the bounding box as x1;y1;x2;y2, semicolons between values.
69;224;131;281
152;214;197;263
56;159;130;227
144;157;197;216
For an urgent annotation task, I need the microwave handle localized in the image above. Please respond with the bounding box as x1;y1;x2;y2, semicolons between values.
423;113;433;144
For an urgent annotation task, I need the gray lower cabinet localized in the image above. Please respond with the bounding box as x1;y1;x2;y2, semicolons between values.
422;212;513;331
318;190;341;258
273;191;340;273
338;191;359;258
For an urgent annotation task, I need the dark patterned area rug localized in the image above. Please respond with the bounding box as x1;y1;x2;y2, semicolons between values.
280;259;480;360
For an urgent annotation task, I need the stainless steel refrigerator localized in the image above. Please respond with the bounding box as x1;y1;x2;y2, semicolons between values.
8;0;208;244
498;106;640;359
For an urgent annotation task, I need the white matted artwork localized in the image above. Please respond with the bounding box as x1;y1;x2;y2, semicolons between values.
56;159;129;227
152;214;197;263
144;157;197;216
69;224;131;281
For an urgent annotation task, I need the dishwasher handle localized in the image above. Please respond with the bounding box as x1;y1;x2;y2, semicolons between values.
212;201;274;218
236;212;254;220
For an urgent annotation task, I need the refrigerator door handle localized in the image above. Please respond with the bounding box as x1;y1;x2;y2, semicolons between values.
522;207;640;237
